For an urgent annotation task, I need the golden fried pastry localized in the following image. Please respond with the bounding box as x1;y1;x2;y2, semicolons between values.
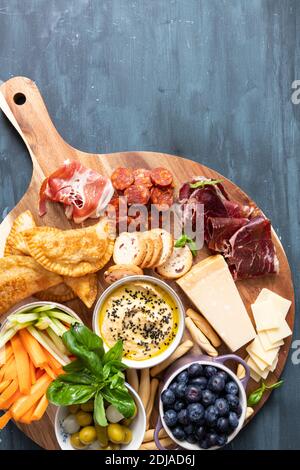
4;210;36;256
35;282;76;303
0;255;62;315
64;273;98;308
23;218;114;277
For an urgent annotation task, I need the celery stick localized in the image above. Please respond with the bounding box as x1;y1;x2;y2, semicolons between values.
9;313;39;323
48;310;80;325
31;305;57;313
35;317;51;330
0;327;17;349
46;328;69;355
27;326;69;366
51;318;68;335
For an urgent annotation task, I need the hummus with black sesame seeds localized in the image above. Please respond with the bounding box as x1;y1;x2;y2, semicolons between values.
98;281;179;360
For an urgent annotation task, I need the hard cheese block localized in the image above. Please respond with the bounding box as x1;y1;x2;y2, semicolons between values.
177;255;256;351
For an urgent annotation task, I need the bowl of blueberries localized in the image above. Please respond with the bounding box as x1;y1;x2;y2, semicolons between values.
154;354;250;450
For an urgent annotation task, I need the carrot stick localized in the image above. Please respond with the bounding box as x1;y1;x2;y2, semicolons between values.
18;404;36;424
0;379;18;406
0;410;12;429
0;344;13;366
10;373;52;421
42;364;56;380
10;335;31;395
19;329;47;368
29;360;36;385
32;395;48;421
35;369;44;380
3;358;17;381
0;390;22;410
0;380;11;393
43;349;61;371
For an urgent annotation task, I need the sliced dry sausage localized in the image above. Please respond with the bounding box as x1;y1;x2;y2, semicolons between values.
133;168;153;188
124;184;150;205
111;167;134;190
150;167;173;187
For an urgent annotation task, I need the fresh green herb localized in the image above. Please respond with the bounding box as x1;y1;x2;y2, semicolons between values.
247;380;284;406
46;324;136;426
189;178;223;189
175;234;197;257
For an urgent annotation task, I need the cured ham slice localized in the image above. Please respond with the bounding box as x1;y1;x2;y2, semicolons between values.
207;217;249;252
226;216;279;280
39;160;114;223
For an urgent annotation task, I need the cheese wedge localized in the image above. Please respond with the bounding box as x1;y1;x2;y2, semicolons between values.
251;299;281;331
177;255;256;351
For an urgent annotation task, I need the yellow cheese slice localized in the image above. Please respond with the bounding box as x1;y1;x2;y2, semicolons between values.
269;354;279;373
247;349;268;371
255;288;291;319
266;319;292;343
176;255;256;352
246;336;279;367
247;356;269;380
251;299;281;331
258;330;284;351
250;368;261;383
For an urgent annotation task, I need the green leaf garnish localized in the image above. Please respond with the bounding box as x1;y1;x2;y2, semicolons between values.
247;380;283;406
175;234;197;257
189;178;223;189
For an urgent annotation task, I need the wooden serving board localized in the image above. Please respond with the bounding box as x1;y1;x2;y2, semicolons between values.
0;77;295;450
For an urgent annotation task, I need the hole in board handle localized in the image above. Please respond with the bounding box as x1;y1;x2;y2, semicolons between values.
13;93;26;105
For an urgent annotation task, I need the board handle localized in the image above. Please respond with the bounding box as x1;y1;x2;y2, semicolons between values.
0;76;76;174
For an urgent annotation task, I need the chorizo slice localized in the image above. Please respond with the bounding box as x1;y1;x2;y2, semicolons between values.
150;167;173;187
111;167;134;191
150;187;174;210
124;184;150;205
133;168;153;188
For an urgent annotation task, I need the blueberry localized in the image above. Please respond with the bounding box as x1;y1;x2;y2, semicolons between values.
216;370;228;382
172;426;186;441
207;432;218;447
183;424;194;435
204;365;217;378
175;382;187;398
186;434;197;444
228;411;239;429
185;385;202;403
236;404;242;417
208;375;225;393
201;389;216;406
187;403;205;423
204;405;219;427
215;434;228;447
225;381;239;395
199;438;210;449
217;417;229;433
178;409;189;425
190;376;208;390
195;425;205;440
174;400;185;412
161;389;176;407
226;393;240;411
169;382;178;393
187;363;203;377
164;409;178;427
215;398;229;417
177;371;189;383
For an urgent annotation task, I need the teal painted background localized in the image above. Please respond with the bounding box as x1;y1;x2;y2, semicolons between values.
0;0;299;449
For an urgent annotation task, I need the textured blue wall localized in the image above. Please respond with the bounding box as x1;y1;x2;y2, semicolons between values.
0;0;299;449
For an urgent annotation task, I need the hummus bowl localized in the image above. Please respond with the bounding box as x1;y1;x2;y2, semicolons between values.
93;275;185;369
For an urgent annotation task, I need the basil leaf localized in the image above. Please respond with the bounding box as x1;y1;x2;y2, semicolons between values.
46;381;96;406
94;392;108;427
175;234;197;256
63;359;85;373
266;380;284;391
109;372;125;389
102;386;136;418
71;324;104;354
175;234;188;248
63;329;103;378
57;372;94;385
189;178;223;189
187;239;197;257
103;340;123;364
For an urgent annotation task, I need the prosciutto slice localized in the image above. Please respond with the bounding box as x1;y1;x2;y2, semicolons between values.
207;217;249;252
226;216;279;280
39;160;114;223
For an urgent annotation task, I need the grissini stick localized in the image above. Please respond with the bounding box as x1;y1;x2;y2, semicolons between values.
139;368;150;410
246;407;254;420
146;378;159;430
236;358;248;380
126;369;139;393
143;428;168;443
186;308;221;347
150;340;193;377
185;317;218;357
139;437;174;450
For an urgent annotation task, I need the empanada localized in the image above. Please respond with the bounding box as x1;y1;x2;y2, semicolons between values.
4;210;36;256
23;218;114;277
0;256;62;315
35;282;76;303
64;273;98;308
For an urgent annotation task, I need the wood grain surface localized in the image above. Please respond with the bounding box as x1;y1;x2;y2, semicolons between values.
0;0;299;451
0;76;295;450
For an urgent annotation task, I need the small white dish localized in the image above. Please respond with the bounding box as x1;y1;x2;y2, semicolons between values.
55;383;146;450
92;275;185;369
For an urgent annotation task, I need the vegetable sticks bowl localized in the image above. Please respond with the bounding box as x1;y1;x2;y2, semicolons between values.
55;383;146;450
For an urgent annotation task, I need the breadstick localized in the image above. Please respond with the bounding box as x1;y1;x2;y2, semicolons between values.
146;378;159;430
143;428;168;443
246;407;254;420
186;308;221;347
185;317;218;357
139;368;150;409
150;340;193;377
236;356;249;380
126;369;139;393
139;437;174;450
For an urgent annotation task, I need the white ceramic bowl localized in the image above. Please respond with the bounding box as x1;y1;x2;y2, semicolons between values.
157;357;249;450
92;275;185;369
55;383;146;450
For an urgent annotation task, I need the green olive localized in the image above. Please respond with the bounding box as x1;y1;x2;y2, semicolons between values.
107;423;126;444
70;432;86;449
75;410;93;427
80;401;94;412
68;405;80;414
103;443;121;450
123;427;133;444
79;426;97;445
95;424;108;447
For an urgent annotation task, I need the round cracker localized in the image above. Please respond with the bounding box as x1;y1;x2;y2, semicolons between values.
104;264;144;284
145;230;163;268
156;245;193;279
150;228;173;267
139;234;155;269
113;232;147;266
